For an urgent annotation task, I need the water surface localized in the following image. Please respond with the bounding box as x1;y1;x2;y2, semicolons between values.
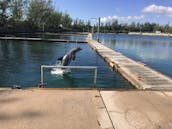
0;40;132;88
96;33;172;77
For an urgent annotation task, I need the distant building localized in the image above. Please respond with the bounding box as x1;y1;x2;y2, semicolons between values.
155;31;161;34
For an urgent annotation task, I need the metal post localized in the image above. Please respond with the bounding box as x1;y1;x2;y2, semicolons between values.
41;66;44;85
40;65;97;88
94;67;97;88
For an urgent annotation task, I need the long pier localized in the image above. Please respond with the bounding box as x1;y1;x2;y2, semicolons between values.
0;37;87;43
87;34;172;90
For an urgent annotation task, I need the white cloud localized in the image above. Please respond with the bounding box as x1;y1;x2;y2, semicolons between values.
100;15;145;23
143;4;172;17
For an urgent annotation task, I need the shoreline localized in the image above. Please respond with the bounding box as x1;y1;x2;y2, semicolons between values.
129;32;172;37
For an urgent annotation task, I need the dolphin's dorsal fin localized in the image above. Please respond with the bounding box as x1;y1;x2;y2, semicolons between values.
57;56;63;61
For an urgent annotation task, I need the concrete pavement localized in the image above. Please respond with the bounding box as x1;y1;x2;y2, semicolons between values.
1;89;172;129
100;90;172;129
0;89;111;129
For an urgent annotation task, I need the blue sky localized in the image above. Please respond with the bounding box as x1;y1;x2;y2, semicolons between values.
52;0;172;25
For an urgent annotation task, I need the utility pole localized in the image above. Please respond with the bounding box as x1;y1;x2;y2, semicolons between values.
91;17;101;42
97;17;100;42
92;25;94;34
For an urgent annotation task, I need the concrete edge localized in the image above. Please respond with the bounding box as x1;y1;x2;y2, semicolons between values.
93;91;114;129
1;87;172;92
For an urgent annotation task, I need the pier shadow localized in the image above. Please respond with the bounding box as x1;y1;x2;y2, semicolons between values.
0;110;43;121
0;97;21;104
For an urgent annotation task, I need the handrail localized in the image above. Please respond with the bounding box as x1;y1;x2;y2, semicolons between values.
40;65;98;88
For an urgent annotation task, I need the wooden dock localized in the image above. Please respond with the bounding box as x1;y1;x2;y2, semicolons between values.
87;34;172;90
0;37;87;43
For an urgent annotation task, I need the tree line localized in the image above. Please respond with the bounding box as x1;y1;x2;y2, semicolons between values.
0;0;172;34
97;21;172;34
0;0;91;33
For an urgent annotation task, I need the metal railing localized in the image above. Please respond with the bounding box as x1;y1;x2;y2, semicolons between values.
40;65;98;88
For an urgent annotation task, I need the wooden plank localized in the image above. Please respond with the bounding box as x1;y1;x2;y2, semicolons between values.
86;34;172;90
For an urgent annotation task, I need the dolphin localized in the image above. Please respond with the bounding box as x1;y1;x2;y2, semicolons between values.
58;47;82;66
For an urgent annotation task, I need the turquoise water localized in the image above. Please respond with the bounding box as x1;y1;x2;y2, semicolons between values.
96;33;172;77
0;40;132;88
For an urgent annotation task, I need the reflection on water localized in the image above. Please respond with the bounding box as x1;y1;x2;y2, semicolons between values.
97;33;172;77
0;40;132;88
